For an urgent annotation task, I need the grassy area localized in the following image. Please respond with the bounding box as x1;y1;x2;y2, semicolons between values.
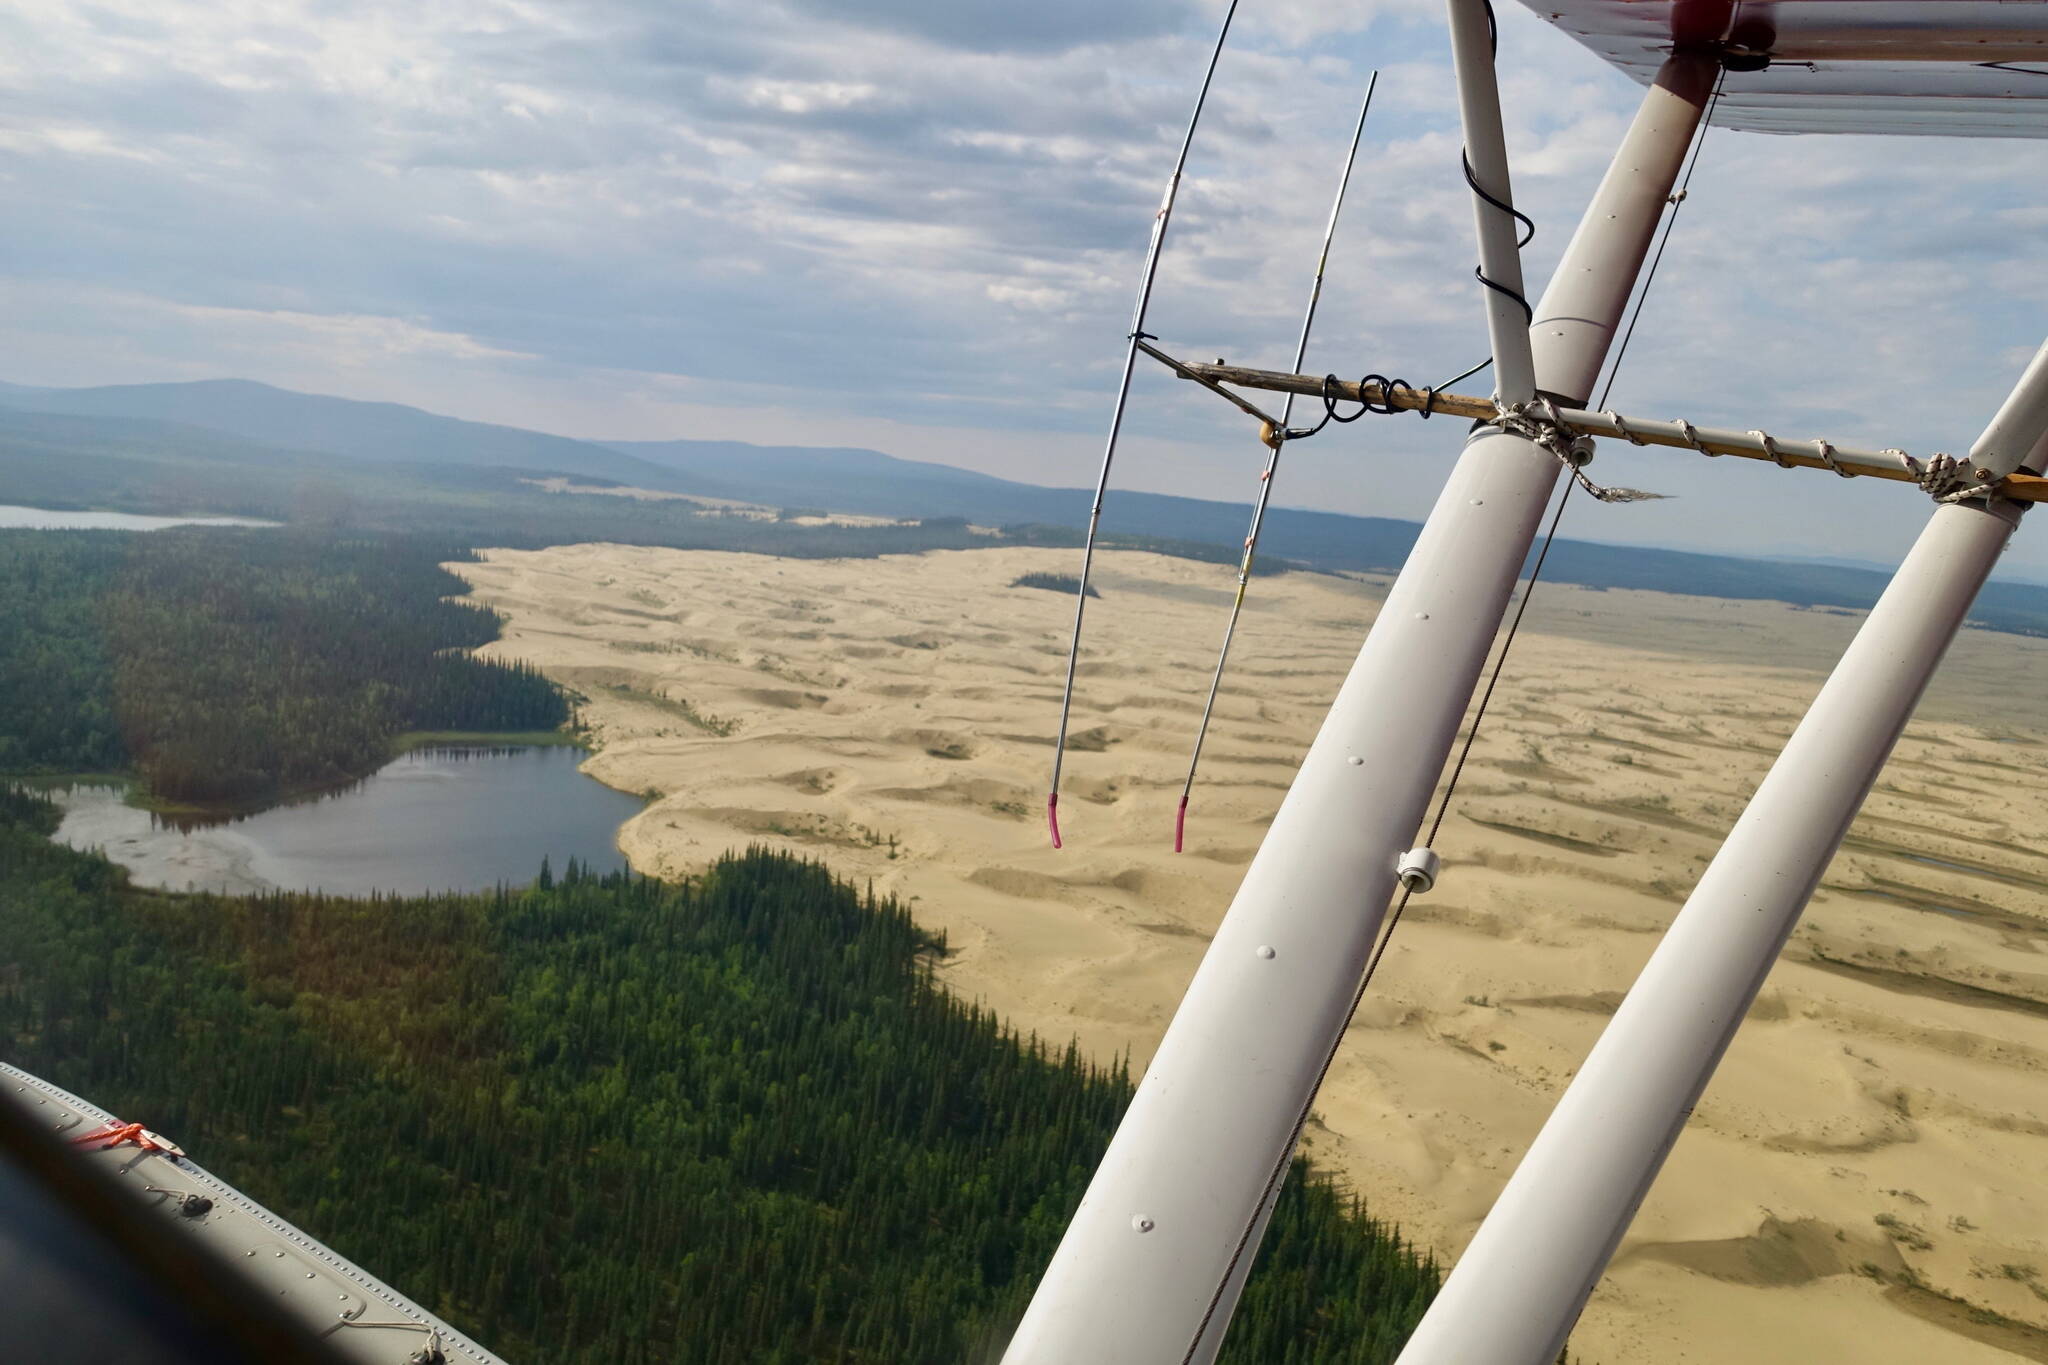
17;733;587;823
394;728;584;751
6;771;135;792
134;729;591;819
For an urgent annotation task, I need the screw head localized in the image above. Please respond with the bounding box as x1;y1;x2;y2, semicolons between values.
1132;1215;1155;1233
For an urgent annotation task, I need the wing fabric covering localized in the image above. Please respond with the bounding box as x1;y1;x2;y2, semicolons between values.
1520;0;2048;137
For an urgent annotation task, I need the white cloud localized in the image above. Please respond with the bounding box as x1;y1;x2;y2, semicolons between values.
730;79;894;115
0;278;537;406
985;282;1077;313
169;301;539;365
0;124;165;163
0;0;2044;571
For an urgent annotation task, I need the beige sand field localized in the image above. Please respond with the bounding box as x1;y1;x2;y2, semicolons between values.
456;542;2048;1364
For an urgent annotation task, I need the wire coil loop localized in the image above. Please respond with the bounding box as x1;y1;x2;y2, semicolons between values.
1814;438;1854;478
1604;410;1647;445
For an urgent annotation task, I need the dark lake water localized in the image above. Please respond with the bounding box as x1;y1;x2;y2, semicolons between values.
0;504;280;531
51;746;642;896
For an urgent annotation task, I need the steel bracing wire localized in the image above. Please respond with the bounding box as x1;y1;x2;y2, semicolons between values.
1592;72;1724;410
1046;0;1241;849
1433;354;1492;392
1173;70;1379;853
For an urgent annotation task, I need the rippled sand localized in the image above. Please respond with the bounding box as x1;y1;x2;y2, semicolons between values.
457;543;2048;1365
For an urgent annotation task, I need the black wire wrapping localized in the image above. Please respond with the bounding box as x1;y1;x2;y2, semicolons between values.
1459;152;1535;248
1284;373;1437;443
1317;374;1368;426
1461;151;1535;324
1276;0;1522;448
1287;0;1527;451
1463;0;1536;325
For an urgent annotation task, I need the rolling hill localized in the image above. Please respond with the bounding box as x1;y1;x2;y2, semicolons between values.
5;375;2046;636
0;377;700;491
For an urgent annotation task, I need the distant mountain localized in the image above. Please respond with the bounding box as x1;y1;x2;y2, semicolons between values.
5;378;2045;636
0;378;701;491
615;436;1431;566
0;405;326;468
1763;551;1902;575
614;435;2048;636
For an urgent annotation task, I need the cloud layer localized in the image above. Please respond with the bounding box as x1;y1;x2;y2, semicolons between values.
2;0;2045;568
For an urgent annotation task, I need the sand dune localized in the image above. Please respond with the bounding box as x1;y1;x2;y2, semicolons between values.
457;543;2048;1364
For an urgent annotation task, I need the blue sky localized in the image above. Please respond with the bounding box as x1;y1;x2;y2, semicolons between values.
5;0;2047;572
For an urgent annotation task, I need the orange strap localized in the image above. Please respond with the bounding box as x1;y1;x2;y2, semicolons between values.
70;1121;178;1155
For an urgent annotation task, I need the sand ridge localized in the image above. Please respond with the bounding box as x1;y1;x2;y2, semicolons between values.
457;542;2048;1365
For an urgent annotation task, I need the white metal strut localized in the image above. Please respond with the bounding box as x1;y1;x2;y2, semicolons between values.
1000;36;1718;1364
1393;349;2048;1365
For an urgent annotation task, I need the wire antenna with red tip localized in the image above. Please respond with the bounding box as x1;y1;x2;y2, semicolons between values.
1046;0;1242;850
1174;71;1378;852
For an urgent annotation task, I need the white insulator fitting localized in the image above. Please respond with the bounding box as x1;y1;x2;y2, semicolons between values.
1396;846;1440;895
1566;433;1597;468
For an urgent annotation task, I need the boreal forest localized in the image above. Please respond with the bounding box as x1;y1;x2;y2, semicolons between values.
0;788;1441;1363
0;517;1458;1361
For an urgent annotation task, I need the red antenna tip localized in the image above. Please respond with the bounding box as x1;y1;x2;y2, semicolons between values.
1047;793;1063;849
1173;795;1189;853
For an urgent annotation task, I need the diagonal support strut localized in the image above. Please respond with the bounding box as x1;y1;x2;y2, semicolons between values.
999;41;1721;1365
1393;336;2048;1365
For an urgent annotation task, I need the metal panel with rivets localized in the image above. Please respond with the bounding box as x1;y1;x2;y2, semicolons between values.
2;1061;504;1365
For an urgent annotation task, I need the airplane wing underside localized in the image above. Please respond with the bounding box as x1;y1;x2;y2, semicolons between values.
1520;0;2048;136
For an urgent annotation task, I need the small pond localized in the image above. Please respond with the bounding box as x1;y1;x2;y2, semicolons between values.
0;505;279;531
49;745;642;896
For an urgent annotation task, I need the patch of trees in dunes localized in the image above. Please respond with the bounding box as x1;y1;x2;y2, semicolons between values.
1010;571;1101;598
0;530;566;805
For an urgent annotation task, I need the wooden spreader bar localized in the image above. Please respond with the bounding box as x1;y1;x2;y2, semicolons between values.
1175;360;2048;503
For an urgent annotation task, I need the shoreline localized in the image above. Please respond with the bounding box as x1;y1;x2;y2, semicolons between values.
1;727;587;826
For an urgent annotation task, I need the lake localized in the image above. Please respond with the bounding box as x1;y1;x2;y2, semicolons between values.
49;745;643;896
0;505;279;531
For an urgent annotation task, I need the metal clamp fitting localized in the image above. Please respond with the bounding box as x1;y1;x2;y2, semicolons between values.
1397;847;1441;895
